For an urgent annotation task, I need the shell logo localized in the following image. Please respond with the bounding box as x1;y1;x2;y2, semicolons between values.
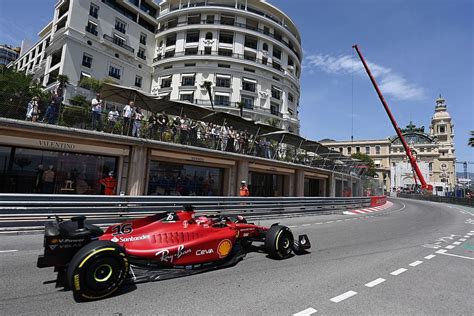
217;239;232;258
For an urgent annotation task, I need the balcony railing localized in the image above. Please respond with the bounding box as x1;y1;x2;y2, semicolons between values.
103;34;134;53
156;19;301;61
153;50;287;76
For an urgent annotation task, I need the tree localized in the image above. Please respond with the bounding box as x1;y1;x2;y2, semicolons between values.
351;152;376;177
200;81;214;110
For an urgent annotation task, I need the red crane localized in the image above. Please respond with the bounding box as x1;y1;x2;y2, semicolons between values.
352;45;433;192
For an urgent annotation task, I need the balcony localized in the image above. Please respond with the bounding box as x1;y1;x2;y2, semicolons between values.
156;18;301;62
103;34;134;53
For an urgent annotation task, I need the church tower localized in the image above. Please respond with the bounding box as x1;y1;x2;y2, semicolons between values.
430;95;456;189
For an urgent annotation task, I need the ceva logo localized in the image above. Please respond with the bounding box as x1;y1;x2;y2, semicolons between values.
196;249;214;256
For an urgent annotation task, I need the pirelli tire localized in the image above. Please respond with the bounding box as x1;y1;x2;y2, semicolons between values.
66;240;129;301
264;225;294;259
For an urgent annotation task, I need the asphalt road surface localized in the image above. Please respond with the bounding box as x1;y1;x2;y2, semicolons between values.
0;198;473;315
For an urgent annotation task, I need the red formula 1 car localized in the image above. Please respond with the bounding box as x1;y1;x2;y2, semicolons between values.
37;205;310;301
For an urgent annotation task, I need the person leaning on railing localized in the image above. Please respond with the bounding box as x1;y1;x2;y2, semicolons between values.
25;96;39;122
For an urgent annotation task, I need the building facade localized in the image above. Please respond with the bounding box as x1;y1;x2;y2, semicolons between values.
0;44;20;66
12;0;301;132
321;96;457;195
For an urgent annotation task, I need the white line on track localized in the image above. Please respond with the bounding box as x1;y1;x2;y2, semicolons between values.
364;278;386;288
452;241;462;245
315;222;323;225
436;249;447;254
464;236;470;238
390;268;407;276
326;221;334;224
288;225;298;228
424;254;436;260
468;233;474;236
302;224;311;227
437;252;474;260
409;260;423;267
293;307;318;316
0;250;18;253
330;291;358;303
445;245;456;249
459;238;467;242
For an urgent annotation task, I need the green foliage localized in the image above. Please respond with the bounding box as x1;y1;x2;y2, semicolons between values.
351;152;376;177
60;105;90;128
78;77;103;92
200;80;214;110
266;118;281;128
68;94;89;108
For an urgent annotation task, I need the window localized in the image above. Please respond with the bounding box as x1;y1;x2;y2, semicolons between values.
134;75;142;88
108;65;121;79
218;48;232;57
180;91;194;102
440;125;446;133
206;15;215;24
244;36;258;49
181;74;195;86
204;47;211;55
115;19;127;34
246;18;258;30
139;33;147;45
82;53;92;68
288;93;294;102
339;147;343;153
113;34;125;47
263;26;270;35
216;74;231;88
185;47;198;55
187;14;201;25
137;47;146;60
274;30;282;41
184;63;196;67
262;57;268;65
218;64;231;68
219;32;234;44
215;93;230;106
86;21;98;35
429;162;433;172
221;15;235;26
365;146;370;154
205;32;213;40
244;51;256;61
347;147;352;155
89;3;99;18
270;102;280;116
241;95;254;109
271;86;281;100
272;61;282;71
244;67;255;73
166;34;176;46
242;78;256;92
263;43;268;51
356;146;360;153
288;57;294;67
273;46;282;59
186;31;200;43
164;50;175;58
160;76;172;88
375;145;381;155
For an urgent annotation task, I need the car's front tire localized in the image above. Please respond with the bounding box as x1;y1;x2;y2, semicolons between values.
67;240;129;301
264;225;294;259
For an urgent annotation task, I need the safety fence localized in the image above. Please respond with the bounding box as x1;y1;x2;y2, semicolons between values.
0;194;375;233
398;193;473;207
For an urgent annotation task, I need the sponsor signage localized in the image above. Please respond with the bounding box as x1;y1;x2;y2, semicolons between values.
111;235;148;243
196;249;214;256
217;239;232;258
155;245;191;263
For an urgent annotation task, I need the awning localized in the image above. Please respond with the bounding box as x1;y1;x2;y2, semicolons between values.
216;74;231;79
272;86;282;92
181;73;195;77
180;90;194;95
160;75;172;80
374;160;382;165
80;71;91;78
242;77;257;83
215;92;230;96
158;92;170;97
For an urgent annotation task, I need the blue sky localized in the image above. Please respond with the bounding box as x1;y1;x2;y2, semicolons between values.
0;0;472;165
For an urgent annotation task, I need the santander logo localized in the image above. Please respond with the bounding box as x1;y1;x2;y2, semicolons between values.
111;235;148;243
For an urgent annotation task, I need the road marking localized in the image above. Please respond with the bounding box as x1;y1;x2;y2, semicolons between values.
467;233;474;236
326;221;334;224
336;220;343;222
445;245;456;249
330;291;358;303
452;241;462;245
364;278;386;288
293;308;318;316
464;236;470;238
0;250;18;253
409;260;423;267
424;254;436;260
436;252;474;260
288;225;298;228
302;224;311;227
459;238;467;242
390;268;407;276
315;222;323;225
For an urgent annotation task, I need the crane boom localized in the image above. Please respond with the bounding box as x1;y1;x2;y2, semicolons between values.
352;44;433;191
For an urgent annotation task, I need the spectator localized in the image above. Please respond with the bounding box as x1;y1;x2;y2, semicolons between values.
172;115;181;142
107;107;120;132
132;107;144;137
239;180;250;197
42;93;61;124
26;96;39;121
189;119;198;146
220;123;229;151
180;114;190;145
157;111;169;141
122;101;134;135
99;171;118;195
91;92;103;131
148;112;158;139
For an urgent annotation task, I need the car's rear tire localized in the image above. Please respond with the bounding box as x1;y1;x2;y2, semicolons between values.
264;225;294;259
67;240;129;301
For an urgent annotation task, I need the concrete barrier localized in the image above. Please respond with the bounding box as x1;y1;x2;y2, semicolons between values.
370;196;387;207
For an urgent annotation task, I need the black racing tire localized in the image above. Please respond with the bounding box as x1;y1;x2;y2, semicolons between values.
264;225;294;259
67;240;129;301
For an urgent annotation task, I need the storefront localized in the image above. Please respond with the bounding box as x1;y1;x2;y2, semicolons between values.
248;163;295;197
148;150;234;196
0;134;128;195
304;171;328;197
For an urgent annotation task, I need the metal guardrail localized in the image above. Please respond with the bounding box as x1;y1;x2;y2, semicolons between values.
0;194;371;233
398;193;474;207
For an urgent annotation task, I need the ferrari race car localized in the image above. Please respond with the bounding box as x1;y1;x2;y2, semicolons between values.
37;205;310;301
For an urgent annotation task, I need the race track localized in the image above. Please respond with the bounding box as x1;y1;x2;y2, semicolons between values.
0;198;473;315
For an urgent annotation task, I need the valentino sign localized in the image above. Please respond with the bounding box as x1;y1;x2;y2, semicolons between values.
38;140;76;150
